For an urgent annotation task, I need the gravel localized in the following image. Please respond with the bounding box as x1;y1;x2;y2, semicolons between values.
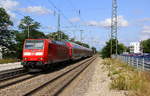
84;57;127;96
59;57;97;96
0;58;92;96
0;57;128;96
60;57;127;96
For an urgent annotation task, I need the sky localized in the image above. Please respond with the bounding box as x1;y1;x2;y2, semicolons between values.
0;0;150;50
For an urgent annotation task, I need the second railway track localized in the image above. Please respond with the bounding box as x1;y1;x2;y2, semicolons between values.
0;68;27;81
0;56;97;96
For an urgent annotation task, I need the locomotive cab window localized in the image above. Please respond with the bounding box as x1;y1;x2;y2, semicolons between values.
25;40;44;49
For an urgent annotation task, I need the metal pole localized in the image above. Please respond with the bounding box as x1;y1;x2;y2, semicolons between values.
129;56;130;64
57;14;61;40
111;0;118;57
28;25;29;38
73;31;76;40
142;58;145;70
116;38;118;56
80;30;83;43
110;36;113;58
136;58;138;69
132;57;134;66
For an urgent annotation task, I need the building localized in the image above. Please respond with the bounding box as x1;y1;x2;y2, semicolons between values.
129;42;140;53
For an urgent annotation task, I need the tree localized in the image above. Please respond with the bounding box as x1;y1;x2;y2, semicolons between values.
101;39;126;58
91;47;97;54
141;39;150;53
82;43;90;48
0;8;15;58
18;16;45;39
70;38;75;42
15;16;46;58
46;31;69;41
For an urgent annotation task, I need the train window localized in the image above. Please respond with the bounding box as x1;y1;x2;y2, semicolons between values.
25;40;44;49
52;40;57;44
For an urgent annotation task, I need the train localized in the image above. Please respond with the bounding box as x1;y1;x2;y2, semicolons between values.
21;39;93;70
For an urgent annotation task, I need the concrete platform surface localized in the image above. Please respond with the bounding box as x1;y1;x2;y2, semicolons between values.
0;62;22;72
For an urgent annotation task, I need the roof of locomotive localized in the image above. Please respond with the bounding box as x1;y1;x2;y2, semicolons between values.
25;39;66;46
25;39;49;40
24;39;51;43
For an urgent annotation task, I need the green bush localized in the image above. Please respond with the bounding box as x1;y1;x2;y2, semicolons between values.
103;59;150;96
0;59;18;64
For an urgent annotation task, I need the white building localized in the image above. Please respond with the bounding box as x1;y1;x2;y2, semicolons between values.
129;42;140;53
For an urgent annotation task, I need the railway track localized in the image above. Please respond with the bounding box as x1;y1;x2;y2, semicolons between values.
0;56;97;96
0;73;41;89
0;68;27;81
0;67;43;89
25;56;97;96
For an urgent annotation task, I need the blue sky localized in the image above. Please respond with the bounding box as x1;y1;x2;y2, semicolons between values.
0;0;150;50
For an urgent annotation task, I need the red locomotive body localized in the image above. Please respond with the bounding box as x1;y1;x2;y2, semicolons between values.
21;39;92;69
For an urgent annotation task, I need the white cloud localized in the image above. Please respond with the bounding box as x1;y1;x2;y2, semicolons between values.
41;26;56;30
140;35;150;40
7;10;16;18
85;16;129;28
142;26;150;34
117;16;129;27
0;0;19;10
140;25;150;40
138;18;150;22
0;0;19;18
21;6;53;15
99;18;112;28
86;21;99;26
69;17;80;23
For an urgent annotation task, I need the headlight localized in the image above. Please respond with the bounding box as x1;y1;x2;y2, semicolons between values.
35;52;43;56
24;52;31;56
24;58;27;60
38;57;43;60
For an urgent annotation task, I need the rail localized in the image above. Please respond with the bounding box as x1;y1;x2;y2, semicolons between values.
0;68;27;81
24;56;97;96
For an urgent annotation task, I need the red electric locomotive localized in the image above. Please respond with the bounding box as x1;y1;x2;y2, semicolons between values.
21;39;92;70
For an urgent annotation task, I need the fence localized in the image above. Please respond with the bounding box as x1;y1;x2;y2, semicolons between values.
114;55;150;71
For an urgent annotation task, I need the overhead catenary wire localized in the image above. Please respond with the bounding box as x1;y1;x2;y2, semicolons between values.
47;0;78;28
47;0;83;40
66;0;85;23
64;0;88;43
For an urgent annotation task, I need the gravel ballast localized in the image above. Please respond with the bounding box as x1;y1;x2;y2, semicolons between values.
60;57;127;96
0;57;93;96
84;57;126;96
59;56;96;96
0;57;127;96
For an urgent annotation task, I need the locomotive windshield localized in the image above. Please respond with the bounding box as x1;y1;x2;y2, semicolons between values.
25;40;44;49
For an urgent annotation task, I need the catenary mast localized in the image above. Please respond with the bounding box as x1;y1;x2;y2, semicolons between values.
111;0;118;56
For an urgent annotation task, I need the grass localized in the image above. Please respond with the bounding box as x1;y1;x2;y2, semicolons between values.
0;59;18;64
103;58;150;96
